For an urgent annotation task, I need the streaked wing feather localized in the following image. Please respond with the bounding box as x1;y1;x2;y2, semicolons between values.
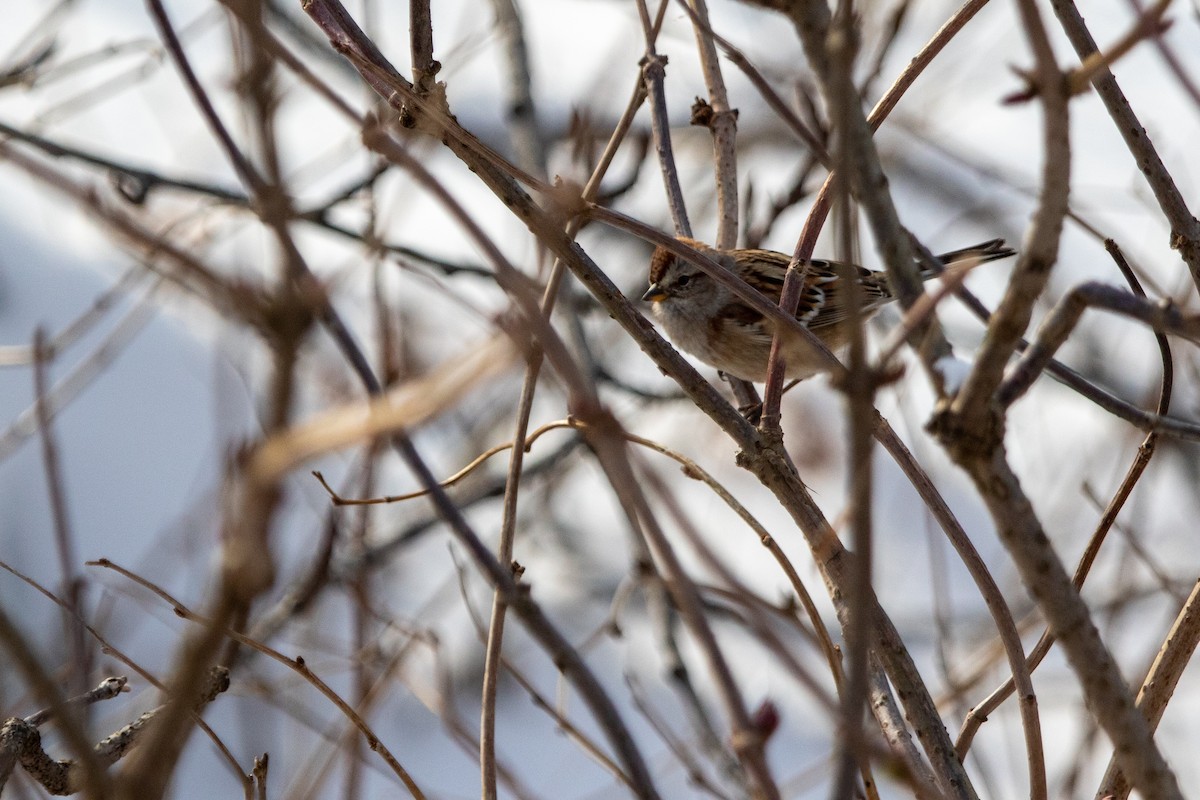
798;261;892;330
735;252;901;331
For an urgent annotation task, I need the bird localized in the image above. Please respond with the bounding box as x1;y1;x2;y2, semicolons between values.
641;237;1015;382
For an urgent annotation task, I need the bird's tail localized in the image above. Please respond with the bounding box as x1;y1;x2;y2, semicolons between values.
932;238;1016;270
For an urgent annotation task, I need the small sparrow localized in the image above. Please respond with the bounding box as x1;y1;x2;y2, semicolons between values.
642;237;1015;381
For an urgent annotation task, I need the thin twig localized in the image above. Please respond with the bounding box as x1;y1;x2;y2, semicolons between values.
32;328;89;696
1048;0;1200;292
638;0;692;238
1095;578;1200;799
682;0;738;248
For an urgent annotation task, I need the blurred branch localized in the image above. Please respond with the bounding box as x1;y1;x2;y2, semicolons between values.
32;327;90;703
0;141;265;319
0;281;157;461
93;559;425;798
146;0;263;194
0;119;491;283
626;675;737;800
488;0;545;177
828;15;882;797
0;119;249;204
250;335;519;484
1064;0;1170;96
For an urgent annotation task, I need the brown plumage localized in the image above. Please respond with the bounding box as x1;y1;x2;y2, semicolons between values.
642;237;1015;381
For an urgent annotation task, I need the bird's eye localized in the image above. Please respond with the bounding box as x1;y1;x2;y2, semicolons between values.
676;274;691;288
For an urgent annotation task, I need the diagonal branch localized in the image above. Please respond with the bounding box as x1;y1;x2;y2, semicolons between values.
997;282;1200;408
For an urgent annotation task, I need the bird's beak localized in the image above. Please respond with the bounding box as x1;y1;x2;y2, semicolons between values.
641;284;666;302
